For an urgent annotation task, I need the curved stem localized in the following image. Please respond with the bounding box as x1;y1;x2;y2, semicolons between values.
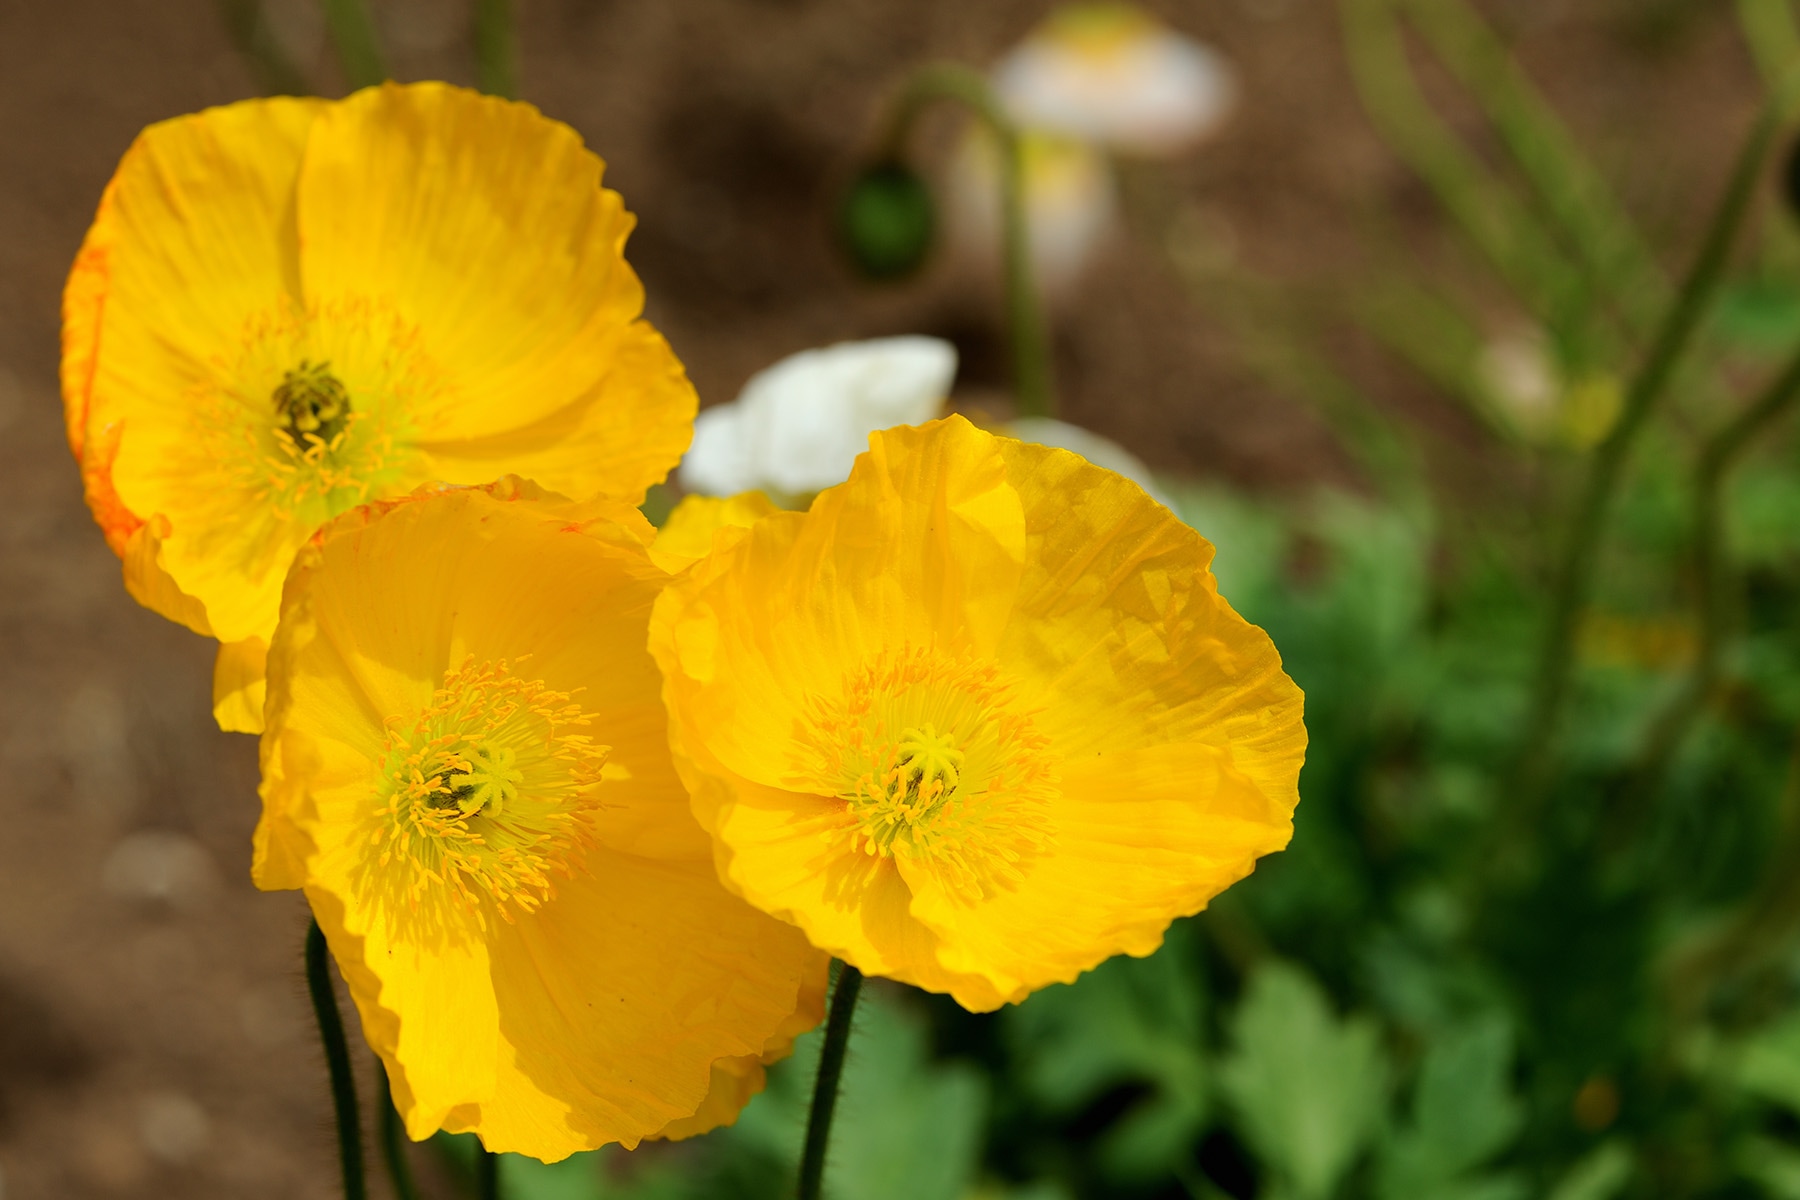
305;918;367;1200
1629;342;1800;785
477;1146;501;1200
1513;90;1794;800
796;963;864;1200
875;64;1054;418
377;1061;420;1200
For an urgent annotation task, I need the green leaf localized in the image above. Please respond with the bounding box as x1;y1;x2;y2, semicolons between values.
1377;1015;1525;1200
1545;1142;1633;1200
1005;927;1209;1183
1733;1011;1800;1114
1737;1133;1800;1199
1218;961;1391;1200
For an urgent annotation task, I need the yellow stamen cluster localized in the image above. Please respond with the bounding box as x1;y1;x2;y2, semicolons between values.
800;647;1057;905
360;657;609;937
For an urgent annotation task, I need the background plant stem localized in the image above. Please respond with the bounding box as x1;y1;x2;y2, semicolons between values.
477;1146;501;1200
1628;341;1800;786
377;1061;420;1200
1513;94;1791;800
474;0;517;99
323;0;388;90
217;0;311;95
305;919;366;1200
797;963;864;1200
875;63;1054;418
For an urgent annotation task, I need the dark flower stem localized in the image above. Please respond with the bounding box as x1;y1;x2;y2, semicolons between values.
797;963;864;1200
305;918;367;1200
876;64;1054;418
477;1146;502;1200
377;1061;420;1200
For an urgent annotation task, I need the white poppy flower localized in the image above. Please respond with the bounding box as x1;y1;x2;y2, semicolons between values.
1006;416;1172;508
679;336;958;498
945;126;1118;299
994;3;1236;158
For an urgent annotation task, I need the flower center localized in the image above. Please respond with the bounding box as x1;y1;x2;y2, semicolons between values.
273;359;352;446
799;648;1057;904
359;658;609;936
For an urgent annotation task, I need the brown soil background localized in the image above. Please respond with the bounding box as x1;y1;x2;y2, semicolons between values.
0;0;1763;1196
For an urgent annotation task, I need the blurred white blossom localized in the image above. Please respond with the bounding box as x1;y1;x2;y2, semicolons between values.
994;3;1237;158
946;127;1118;299
680;336;957;499
1006;416;1172;508
1477;326;1560;440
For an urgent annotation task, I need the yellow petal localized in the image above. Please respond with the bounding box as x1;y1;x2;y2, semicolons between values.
906;741;1294;1006
468;852;824;1158
648;490;778;573
298;82;692;486
993;434;1306;797
213;637;269;734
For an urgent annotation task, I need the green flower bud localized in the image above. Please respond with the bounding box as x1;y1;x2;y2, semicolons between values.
837;163;935;281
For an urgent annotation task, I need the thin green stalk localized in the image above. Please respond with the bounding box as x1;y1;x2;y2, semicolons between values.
217;0;311;95
1628;342;1800;784
1402;0;1669;333
1340;0;1582;328
875;64;1054;417
1740;0;1800;92
306;919;367;1200
377;1061;420;1200
474;0;517;99
323;0;388;90
797;964;864;1200
1514;92;1794;797
477;1147;501;1200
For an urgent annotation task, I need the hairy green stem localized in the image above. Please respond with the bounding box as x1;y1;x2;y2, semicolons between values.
797;963;864;1200
306;919;366;1200
1629;342;1800;784
377;1061;420;1200
477;1147;501;1200
474;0;517;99
875;64;1054;418
1513;95;1792;797
323;0;388;90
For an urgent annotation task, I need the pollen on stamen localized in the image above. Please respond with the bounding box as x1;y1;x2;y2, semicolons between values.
797;646;1059;905
355;658;611;938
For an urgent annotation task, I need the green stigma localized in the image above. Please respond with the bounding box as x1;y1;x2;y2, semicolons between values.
442;743;524;819
273;359;351;445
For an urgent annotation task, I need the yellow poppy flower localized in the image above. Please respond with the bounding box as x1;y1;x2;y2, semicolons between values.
649;416;1305;1011
62;82;696;733
257;478;825;1158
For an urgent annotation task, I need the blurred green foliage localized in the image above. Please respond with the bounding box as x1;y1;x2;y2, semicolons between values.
422;2;1800;1198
